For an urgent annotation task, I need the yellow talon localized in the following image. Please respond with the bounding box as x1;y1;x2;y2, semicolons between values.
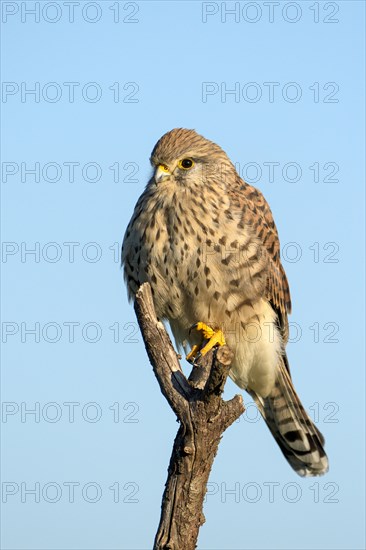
192;322;215;340
186;322;226;363
186;344;200;363
199;328;226;356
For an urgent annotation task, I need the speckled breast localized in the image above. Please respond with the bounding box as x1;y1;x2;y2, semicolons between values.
122;182;267;331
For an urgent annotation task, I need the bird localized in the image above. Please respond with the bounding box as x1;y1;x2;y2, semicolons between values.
121;128;328;477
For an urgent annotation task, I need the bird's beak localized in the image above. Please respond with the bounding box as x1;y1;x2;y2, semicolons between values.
154;164;171;184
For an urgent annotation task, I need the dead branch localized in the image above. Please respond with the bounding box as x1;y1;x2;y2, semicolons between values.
134;283;245;550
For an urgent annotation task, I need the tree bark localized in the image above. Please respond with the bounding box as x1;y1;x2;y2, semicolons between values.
134;283;245;550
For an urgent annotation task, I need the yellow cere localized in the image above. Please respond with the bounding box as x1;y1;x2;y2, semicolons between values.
158;163;170;172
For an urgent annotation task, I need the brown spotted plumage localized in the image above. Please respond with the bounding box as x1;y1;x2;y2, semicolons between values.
122;128;328;476
228;179;292;343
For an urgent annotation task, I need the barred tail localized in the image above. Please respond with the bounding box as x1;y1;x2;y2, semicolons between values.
251;357;329;477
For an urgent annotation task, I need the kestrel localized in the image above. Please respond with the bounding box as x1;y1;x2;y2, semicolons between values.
122;128;328;476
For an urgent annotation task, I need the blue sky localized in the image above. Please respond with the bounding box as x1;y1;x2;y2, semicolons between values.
1;1;365;549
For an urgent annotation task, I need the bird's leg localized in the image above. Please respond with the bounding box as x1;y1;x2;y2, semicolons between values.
186;322;226;364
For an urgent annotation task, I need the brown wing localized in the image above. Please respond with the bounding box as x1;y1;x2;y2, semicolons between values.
228;177;291;343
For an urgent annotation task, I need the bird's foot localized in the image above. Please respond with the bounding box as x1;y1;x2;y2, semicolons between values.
186;344;200;363
186;322;226;364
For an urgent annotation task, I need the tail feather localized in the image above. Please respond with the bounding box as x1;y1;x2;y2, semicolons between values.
250;357;329;477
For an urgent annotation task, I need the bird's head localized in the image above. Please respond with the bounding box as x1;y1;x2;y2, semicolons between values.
149;128;235;190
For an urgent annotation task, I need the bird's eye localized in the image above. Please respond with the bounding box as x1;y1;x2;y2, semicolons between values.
178;158;194;170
